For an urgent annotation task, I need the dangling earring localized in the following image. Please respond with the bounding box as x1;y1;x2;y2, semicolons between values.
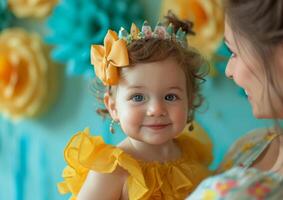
110;120;120;134
110;120;115;134
188;122;194;131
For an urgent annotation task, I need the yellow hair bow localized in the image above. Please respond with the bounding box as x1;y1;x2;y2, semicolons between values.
91;30;129;86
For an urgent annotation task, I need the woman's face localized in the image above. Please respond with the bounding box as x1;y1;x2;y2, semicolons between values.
224;19;283;119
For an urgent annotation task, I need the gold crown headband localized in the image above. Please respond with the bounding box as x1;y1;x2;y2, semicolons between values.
91;21;189;86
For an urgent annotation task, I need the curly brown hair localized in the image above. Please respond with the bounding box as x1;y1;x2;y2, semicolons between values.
94;12;207;127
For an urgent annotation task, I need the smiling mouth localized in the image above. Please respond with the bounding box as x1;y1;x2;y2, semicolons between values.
143;124;171;130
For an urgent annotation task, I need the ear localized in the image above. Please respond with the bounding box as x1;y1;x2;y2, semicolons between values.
104;92;119;121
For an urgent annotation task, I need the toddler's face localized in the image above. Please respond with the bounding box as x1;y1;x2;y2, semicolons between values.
108;58;188;145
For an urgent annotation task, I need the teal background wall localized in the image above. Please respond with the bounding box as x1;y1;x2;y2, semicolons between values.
0;0;272;200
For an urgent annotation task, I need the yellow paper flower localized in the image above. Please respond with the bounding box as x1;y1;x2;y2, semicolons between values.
91;30;129;86
0;28;58;121
8;0;58;18
161;0;224;60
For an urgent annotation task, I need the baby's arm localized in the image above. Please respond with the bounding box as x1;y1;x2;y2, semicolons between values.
77;167;128;200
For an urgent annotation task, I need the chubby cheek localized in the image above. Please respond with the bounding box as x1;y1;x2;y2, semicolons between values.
232;59;252;86
237;62;263;89
117;105;144;131
233;60;268;117
170;105;188;130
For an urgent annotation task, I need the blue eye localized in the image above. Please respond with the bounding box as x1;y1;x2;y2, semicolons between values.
131;94;145;102
165;94;178;101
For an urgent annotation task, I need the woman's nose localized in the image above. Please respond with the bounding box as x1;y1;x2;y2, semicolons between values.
146;100;167;117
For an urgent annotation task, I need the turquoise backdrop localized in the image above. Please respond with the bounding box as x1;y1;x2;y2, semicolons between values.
0;0;272;200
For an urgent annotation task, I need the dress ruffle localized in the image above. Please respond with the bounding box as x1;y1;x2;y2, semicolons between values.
58;128;212;200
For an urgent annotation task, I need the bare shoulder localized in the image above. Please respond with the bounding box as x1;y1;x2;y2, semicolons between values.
117;138;135;156
77;167;128;200
117;138;150;161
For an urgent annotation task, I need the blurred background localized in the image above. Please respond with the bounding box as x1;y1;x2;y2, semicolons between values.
0;0;272;199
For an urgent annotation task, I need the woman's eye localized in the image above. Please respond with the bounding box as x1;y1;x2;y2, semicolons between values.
225;45;236;58
165;94;178;101
130;94;145;102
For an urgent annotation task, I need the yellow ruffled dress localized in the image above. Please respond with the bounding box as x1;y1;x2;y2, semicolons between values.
58;127;213;200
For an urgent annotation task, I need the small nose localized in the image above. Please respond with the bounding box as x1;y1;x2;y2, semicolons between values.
225;59;234;79
146;100;167;117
